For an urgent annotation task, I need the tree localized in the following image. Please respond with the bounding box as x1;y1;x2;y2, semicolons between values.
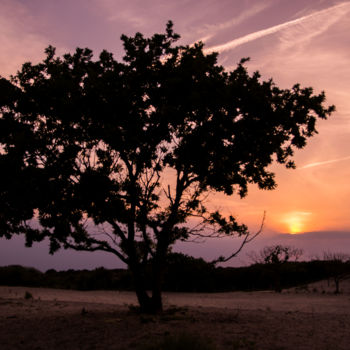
248;245;304;265
323;251;350;294
247;245;304;292
0;22;334;312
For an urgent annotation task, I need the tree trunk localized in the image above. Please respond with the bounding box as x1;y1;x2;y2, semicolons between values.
130;265;163;313
134;284;152;312
334;277;340;294
128;240;167;313
151;265;164;313
149;247;168;313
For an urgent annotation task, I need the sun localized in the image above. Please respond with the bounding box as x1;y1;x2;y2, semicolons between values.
288;219;303;234
282;211;312;234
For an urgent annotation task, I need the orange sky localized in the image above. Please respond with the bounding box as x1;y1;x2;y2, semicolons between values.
0;0;349;269
200;1;350;235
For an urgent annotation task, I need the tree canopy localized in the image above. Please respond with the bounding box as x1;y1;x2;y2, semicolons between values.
0;21;334;312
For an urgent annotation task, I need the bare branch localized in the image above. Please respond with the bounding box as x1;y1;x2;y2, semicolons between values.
210;211;265;265
65;236;128;264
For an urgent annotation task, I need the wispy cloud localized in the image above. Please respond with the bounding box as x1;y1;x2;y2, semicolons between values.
278;3;350;51
205;2;350;53
300;156;350;169
196;2;272;43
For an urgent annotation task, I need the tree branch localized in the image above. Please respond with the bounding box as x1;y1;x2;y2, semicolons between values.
210;211;265;265
64;236;128;264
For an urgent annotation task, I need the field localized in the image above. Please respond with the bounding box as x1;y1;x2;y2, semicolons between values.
1;280;350;350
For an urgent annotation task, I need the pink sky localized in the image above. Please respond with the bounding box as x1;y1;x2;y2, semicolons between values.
0;0;349;269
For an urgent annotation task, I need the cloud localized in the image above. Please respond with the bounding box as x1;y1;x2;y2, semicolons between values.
98;0;273;47
300;156;350;169
204;2;350;53
195;2;272;43
278;2;350;52
290;211;312;216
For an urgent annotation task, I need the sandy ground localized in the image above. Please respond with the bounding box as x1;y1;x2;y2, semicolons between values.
0;280;350;349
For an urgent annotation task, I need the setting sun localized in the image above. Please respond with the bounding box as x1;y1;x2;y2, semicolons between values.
283;212;312;234
288;221;303;234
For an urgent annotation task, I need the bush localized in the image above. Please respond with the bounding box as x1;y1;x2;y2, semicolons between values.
24;291;33;299
0;265;43;287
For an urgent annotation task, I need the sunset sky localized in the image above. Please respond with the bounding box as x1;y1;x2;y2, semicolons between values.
1;0;349;269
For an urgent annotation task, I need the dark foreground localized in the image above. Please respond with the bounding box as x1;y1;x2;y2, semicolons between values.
0;288;350;350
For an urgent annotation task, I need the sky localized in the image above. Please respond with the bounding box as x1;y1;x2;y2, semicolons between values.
0;0;350;270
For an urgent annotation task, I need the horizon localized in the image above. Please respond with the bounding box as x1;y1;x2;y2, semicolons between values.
1;0;349;270
1;230;350;272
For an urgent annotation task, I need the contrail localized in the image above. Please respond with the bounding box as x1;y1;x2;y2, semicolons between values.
300;156;350;169
205;2;350;53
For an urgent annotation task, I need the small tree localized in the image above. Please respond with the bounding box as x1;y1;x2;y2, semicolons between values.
248;245;304;292
248;245;304;265
0;22;333;312
323;251;350;294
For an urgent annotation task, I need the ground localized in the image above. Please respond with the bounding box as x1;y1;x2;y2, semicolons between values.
0;280;349;349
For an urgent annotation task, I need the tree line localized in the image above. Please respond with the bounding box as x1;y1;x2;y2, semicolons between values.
1;251;349;293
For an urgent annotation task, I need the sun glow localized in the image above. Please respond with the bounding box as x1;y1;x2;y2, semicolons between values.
287;218;303;234
283;211;312;234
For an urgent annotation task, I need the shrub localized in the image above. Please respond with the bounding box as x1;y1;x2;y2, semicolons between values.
24;291;33;299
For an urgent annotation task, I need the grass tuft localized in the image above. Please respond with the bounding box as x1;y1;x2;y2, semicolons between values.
24;291;33;300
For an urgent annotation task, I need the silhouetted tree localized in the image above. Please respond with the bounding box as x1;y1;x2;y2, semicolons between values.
248;245;304;292
0;22;334;312
248;245;304;264
323;251;350;293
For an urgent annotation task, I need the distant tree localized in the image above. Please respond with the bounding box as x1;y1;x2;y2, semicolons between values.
248;245;304;265
248;245;304;292
0;22;334;312
323;251;350;293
